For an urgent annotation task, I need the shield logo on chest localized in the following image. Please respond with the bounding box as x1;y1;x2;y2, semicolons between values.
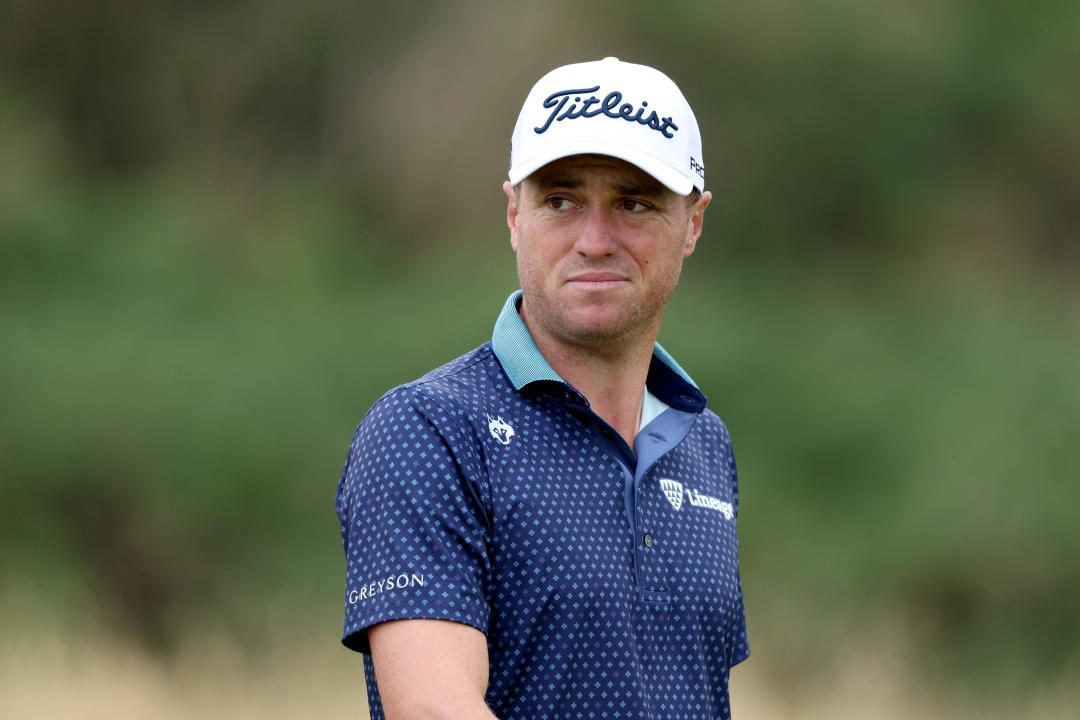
659;477;684;511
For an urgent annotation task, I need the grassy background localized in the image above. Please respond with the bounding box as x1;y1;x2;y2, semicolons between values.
2;0;1078;715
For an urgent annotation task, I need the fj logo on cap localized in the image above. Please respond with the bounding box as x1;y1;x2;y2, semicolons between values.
534;85;679;138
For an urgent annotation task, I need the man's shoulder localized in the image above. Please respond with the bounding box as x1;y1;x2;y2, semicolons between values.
409;342;498;393
696;406;728;428
360;342;503;426
692;406;735;446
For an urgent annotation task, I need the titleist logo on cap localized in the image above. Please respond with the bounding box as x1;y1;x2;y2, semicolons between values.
534;85;680;139
509;58;704;194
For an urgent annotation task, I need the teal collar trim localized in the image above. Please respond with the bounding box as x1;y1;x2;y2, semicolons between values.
491;289;701;392
492;290;563;388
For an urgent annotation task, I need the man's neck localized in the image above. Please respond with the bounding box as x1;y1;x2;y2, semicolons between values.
523;316;657;450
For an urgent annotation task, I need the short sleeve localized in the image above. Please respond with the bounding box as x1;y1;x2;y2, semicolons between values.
335;386;492;653
723;418;750;666
728;571;750;667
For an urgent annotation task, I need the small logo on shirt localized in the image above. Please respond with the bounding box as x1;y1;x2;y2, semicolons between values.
659;478;734;520
349;572;426;604
487;415;515;445
660;478;684;510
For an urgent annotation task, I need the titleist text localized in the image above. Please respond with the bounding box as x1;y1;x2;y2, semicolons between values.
534;86;679;139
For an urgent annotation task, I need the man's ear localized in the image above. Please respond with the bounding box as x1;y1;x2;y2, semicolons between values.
683;190;712;258
503;181;519;251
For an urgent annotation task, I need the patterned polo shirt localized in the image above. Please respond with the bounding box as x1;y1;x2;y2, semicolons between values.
336;290;749;719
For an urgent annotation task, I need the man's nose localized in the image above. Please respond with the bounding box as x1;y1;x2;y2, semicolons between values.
574;206;619;256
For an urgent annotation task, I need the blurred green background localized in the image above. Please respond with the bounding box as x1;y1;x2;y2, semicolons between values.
2;0;1078;717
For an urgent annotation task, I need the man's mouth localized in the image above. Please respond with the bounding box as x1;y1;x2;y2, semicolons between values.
566;272;629;289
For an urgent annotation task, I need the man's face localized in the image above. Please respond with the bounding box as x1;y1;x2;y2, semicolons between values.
503;154;710;351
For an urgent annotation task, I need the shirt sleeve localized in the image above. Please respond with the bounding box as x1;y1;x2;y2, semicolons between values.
724;419;750;667
728;571;750;667
335;385;492;654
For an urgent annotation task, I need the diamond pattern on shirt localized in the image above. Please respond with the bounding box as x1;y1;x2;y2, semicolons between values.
337;339;748;719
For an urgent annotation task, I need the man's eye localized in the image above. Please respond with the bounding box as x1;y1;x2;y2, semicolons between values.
620;199;650;213
547;197;572;210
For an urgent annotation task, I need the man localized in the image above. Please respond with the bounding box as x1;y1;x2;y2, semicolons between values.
336;57;749;719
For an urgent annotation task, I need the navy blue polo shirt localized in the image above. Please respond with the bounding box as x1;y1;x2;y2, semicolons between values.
336;290;749;719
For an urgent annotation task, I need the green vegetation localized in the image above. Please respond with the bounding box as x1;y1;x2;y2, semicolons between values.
1;0;1077;706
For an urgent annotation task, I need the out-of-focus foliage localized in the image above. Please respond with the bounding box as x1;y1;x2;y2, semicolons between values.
1;0;1078;706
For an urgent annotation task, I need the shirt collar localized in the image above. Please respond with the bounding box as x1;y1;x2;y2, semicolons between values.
491;290;707;412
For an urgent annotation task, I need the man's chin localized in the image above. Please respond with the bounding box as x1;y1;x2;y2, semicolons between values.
560;310;642;345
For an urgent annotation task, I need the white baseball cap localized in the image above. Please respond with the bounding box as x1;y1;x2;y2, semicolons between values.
509;57;705;196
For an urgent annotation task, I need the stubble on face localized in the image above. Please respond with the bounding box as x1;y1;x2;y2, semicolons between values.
507;156;704;356
515;232;684;349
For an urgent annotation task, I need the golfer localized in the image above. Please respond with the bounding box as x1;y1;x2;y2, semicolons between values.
336;57;749;719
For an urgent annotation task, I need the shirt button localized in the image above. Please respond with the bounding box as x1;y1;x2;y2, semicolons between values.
643;533;654;548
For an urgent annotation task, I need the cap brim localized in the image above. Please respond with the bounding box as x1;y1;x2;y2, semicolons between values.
509;139;696;196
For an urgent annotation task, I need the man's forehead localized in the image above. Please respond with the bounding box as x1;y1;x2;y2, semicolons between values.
525;154;668;196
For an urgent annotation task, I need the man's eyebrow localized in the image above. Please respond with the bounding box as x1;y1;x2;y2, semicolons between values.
531;175;582;190
530;177;666;197
614;182;665;198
